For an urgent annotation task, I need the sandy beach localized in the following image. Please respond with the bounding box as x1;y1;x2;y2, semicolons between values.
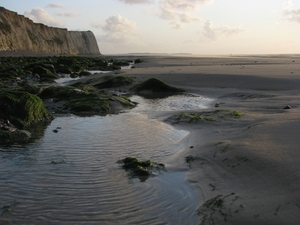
115;54;300;224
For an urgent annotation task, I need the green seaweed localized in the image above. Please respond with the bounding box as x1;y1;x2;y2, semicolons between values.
228;111;243;118
117;157;165;181
94;75;134;89
65;93;110;113
111;95;137;107
176;113;215;124
0;91;53;128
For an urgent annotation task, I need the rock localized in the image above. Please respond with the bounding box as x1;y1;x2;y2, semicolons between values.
0;129;31;144
56;65;72;74
283;105;292;109
70;73;79;78
0;91;53;128
134;58;144;64
79;71;92;76
14;130;31;141
117;157;165;181
94;76;134;89
130;78;185;93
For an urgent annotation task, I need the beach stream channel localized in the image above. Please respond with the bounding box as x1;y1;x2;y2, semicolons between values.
0;77;213;224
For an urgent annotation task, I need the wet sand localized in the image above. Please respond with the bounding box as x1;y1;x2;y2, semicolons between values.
119;54;300;224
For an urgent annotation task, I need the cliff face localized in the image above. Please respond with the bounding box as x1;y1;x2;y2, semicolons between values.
0;7;100;55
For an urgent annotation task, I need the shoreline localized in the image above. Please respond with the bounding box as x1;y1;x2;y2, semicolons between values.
121;55;300;224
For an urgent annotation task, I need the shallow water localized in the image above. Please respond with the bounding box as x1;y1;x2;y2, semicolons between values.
0;94;212;224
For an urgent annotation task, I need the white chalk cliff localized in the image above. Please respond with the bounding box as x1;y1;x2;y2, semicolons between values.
0;7;100;55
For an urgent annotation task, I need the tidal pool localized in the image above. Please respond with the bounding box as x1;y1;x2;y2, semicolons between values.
0;94;212;224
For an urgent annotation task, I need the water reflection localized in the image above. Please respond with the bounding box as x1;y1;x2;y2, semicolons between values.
131;93;213;112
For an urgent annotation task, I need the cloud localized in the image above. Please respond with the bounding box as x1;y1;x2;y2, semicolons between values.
283;8;300;22
159;0;213;12
284;0;293;8
24;7;63;27
282;0;300;23
170;21;183;29
154;0;212;29
202;20;244;41
92;15;138;44
118;0;154;4
46;3;66;9
158;8;200;24
56;12;81;17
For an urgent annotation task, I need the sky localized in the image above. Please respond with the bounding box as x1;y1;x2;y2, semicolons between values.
1;0;300;55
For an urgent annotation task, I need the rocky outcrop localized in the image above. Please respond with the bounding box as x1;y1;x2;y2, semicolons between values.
0;7;100;55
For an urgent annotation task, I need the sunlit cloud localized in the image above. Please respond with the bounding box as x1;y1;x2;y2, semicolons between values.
159;0;213;12
159;8;200;22
92;15;138;44
118;0;154;4
154;0;212;29
24;7;63;27
202;20;244;41
46;3;66;9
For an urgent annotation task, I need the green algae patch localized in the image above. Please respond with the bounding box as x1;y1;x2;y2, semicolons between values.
130;78;185;93
39;85;136;114
111;95;137;107
228;110;243;118
39;86;78;99
94;75;134;89
0;91;53;128
176;113;215;124
117;157;166;181
19;83;43;95
174;110;243;124
65;93;110;113
0;79;7;88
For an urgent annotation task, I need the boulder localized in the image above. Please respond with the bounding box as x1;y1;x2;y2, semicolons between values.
130;78;185;93
0;91;53;128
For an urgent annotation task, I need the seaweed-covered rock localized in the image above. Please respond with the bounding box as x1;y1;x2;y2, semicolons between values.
0;129;31;145
32;66;59;79
79;71;92;76
39;86;77;99
19;83;42;95
65;93;110;113
0;79;7;88
130;78;185;93
56;65;72;74
0;91;53;128
134;58;144;64
113;61;130;66
94;75;134;89
39;85;136;114
117;157;165;181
